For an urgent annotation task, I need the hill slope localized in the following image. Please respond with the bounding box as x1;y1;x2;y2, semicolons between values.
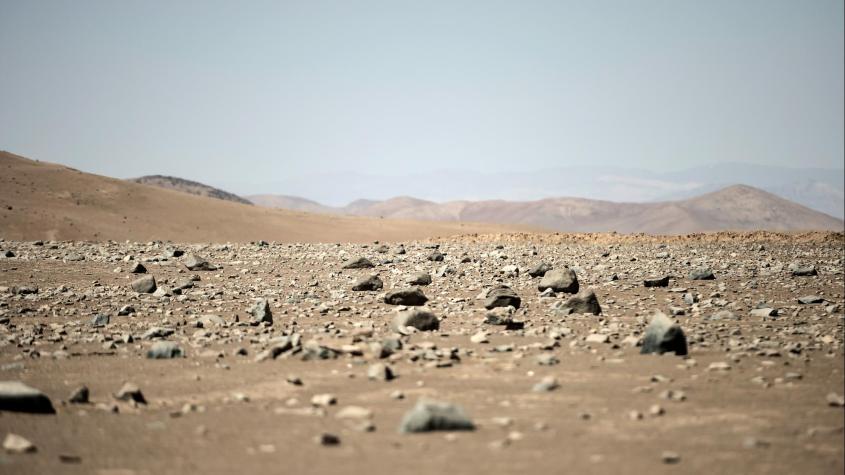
0;151;532;242
130;175;252;205
253;185;843;234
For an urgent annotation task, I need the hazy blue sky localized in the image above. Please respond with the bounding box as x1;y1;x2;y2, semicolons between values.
1;0;842;190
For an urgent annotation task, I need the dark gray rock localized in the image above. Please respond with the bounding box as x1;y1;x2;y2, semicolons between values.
114;382;146;404
129;262;146;274
146;341;184;359
130;275;156;293
688;267;715;280
68;385;89;404
554;289;602;315
538;268;579;294
427;251;445;262
641;312;688;356
0;381;55;414
142;327;175;339
399;399;475;433
385;288;428;306
184;254;215;271
393;308;440;332
406;272;432;286
644;276;670;288
342;257;375;269
352;275;383;291
484;286;521;310
527;262;553;278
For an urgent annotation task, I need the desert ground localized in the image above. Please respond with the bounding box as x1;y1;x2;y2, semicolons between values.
0;231;843;474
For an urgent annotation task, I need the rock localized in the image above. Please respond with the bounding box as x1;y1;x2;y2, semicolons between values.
527;262;552;278
315;433;340;446
554;289;602;315
367;363;395;381
644;276;670;287
3;433;36;454
484;306;515;325
68;385;89;404
142;327;175;339
117;305;135;316
129;262;146;274
427;251;445;262
798;295;824;304
114;383;146;404
749;308;778;318
393;307;440;332
130;275;157;293
827;393;845;407
352;275;383;291
0;381;55;414
532;376;560;392
538;268;579;294
689;267;715;280
90;314;110;327
342;257;375;269
311;394;337;407
147;341;184;359
184;254;215;271
586;333;610;344
249;298;273;325
470;331;489;343
335;405;373;419
406;272;432;286
536;353;559;365
399;399;475;433
385;287;428;306
661;451;681;464
640;311;688;356
789;263;817;276
484;286;521;310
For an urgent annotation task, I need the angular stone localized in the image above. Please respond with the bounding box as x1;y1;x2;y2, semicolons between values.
367;363;395;381
90;314;110;327
342;257;375;269
114;382;146;404
130;275;156;293
538;268;579;294
249;298;273;325
554;289;602;315
184;254;215;271
484;286;521;310
3;433;36;453
527;262;552;278
405;272;432;286
644;276;670;288
641;312;688;356
798;295;824;304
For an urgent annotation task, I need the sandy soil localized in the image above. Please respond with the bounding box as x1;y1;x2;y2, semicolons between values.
0;232;843;474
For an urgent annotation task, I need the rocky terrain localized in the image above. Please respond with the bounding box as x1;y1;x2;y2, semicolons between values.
129;175;253;206
249;185;844;234
0;231;843;474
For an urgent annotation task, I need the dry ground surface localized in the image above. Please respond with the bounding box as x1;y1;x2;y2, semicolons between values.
0;232;843;474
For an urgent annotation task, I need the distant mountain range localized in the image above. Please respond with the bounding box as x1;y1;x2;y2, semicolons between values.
223;162;845;219
249;184;843;234
129;175;253;205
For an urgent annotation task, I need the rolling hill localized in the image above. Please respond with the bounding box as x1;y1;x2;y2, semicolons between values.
0;151;531;242
129;175;253;205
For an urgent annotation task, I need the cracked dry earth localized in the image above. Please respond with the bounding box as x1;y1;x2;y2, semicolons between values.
0;232;843;475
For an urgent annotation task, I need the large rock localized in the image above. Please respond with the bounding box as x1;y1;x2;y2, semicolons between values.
399;399;475;433
527;262;552;278
146;341;184;359
0;381;55;414
644;276;670;288
640;312;688;356
130;275;156;293
405;272;432;286
538;268;579;294
249;298;273;325
789;263;818;276
184;254;215;271
554;289;602;315
484;286;521;310
688;267;715;280
393;307;440;332
342;257;375;269
352;275;383;291
385;288;428;306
